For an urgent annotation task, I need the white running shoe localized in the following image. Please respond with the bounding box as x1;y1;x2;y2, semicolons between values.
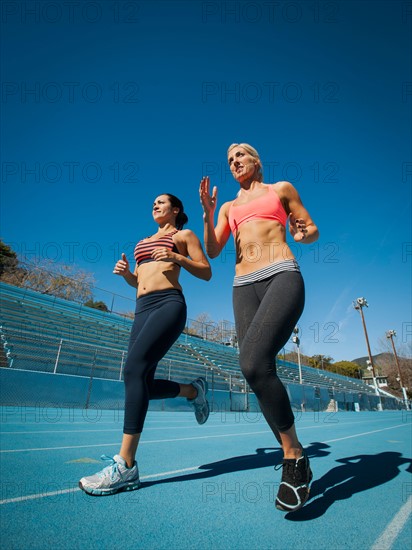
79;454;141;496
188;377;210;425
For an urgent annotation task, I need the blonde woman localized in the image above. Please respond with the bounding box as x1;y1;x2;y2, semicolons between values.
200;144;319;512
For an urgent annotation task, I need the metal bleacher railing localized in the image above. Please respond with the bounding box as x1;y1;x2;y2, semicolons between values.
0;280;404;410
0;281;245;392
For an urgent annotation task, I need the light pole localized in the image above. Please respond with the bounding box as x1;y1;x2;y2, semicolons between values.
353;297;383;411
292;326;304;412
386;330;409;410
292;326;303;385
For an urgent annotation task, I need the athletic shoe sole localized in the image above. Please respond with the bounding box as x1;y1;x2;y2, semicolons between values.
79;479;141;496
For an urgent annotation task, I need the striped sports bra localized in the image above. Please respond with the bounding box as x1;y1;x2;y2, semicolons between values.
134;230;179;266
228;185;288;236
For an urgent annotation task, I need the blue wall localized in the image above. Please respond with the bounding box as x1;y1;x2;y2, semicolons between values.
2;368;399;415
0;368;239;413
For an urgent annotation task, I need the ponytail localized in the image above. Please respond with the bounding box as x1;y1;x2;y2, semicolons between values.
165;193;188;230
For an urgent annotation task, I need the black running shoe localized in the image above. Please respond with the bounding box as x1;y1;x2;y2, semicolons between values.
275;448;313;512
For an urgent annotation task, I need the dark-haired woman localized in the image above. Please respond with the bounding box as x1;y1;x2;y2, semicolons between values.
79;194;212;496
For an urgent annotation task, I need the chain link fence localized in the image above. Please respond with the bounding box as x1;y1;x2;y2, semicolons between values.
0;326;244;394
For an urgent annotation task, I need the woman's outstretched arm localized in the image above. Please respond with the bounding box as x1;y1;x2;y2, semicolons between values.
200;176;231;258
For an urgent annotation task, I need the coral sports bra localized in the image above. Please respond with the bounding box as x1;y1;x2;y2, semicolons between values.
228;185;288;236
134;230;179;266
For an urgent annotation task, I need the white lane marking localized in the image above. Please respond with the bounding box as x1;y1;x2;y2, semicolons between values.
0;423;264;435
0;415;403;427
0;430;272;453
0;415;400;436
0;423;410;510
2;422;410;453
322;424;410;443
370;496;412;550
0;466;201;505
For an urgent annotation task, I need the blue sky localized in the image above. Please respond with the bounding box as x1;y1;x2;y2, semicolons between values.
1;0;411;362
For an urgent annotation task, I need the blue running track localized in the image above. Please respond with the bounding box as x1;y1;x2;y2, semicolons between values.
1;407;411;549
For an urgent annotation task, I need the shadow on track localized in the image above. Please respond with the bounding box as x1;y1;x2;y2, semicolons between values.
141;442;331;488
286;451;412;521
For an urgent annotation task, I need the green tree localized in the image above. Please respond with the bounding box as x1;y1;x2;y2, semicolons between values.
331;360;363;379
0;240;19;276
84;300;109;312
308;354;333;370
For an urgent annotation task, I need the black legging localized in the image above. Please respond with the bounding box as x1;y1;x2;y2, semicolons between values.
123;289;187;434
232;270;305;434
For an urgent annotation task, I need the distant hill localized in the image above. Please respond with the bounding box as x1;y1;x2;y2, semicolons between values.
351;353;394;369
352;352;412;398
351;353;412;377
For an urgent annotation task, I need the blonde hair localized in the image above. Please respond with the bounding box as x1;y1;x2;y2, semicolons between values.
227;143;263;182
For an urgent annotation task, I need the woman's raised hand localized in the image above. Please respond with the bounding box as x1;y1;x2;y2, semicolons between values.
289;214;308;242
199;176;217;216
113;253;130;275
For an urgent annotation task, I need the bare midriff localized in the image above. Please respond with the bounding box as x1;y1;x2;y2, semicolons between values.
233;219;295;276
136;262;182;297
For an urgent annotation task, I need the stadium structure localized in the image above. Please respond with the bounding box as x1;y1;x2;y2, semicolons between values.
0;281;405;413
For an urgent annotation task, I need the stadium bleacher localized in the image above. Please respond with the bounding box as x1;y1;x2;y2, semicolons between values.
0;281;396;406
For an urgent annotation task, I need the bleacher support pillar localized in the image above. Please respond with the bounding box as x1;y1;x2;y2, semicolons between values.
119;351;126;381
85;349;97;409
53;339;63;374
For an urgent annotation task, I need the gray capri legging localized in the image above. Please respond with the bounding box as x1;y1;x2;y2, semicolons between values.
232;265;305;434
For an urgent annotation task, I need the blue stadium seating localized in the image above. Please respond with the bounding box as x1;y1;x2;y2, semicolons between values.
0;282;394;407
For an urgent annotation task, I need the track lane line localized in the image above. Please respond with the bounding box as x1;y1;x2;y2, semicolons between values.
322;424;411;443
0;465;202;505
0;423;267;435
0;429;273;453
0;418;406;434
370;496;412;550
1;421;410;453
1;423;410;506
